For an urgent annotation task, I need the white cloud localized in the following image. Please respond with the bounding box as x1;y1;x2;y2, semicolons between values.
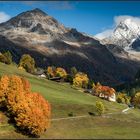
95;15;140;40
114;15;140;26
0;12;10;23
95;29;113;40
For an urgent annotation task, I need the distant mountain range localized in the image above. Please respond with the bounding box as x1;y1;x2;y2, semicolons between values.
0;8;140;86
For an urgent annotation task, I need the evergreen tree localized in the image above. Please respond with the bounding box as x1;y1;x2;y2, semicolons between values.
70;67;77;78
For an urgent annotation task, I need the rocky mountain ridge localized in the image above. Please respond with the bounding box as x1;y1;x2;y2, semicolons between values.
0;8;140;86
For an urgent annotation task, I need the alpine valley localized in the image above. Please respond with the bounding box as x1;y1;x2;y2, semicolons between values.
0;8;140;86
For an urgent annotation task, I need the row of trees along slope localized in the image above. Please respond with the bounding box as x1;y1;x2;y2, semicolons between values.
2;52;140;118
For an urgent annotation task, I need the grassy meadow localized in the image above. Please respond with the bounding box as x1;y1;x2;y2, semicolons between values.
0;62;140;139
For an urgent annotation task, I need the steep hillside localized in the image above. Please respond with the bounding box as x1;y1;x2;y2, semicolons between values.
0;63;140;139
0;8;140;86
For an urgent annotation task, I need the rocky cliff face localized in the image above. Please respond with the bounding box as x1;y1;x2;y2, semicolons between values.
0;8;139;86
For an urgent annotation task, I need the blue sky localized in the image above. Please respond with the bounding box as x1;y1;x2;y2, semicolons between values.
0;1;140;36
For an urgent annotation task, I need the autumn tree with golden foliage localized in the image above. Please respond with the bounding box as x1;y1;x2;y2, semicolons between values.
93;82;102;96
0;75;9;107
73;72;89;88
3;51;12;64
46;66;67;80
46;66;56;78
95;101;105;116
0;51;12;65
132;92;140;108
55;67;67;78
19;54;35;73
0;75;51;137
116;93;130;105
15;93;51;136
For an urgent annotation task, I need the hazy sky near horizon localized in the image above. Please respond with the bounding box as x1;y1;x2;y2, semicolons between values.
0;1;140;36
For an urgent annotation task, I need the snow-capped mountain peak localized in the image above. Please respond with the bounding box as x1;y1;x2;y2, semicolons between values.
102;17;140;61
113;18;140;40
104;18;140;52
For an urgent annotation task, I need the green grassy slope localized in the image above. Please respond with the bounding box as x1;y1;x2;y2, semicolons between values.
0;62;140;139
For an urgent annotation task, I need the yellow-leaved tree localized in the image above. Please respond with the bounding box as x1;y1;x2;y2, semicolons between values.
133;92;140;108
73;72;89;88
116;93;130;105
95;101;105;116
0;75;51;137
46;66;56;78
55;67;67;78
19;54;35;73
